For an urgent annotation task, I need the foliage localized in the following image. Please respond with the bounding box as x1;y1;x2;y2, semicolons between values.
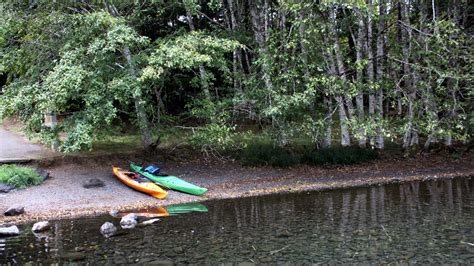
0;164;43;189
0;0;471;155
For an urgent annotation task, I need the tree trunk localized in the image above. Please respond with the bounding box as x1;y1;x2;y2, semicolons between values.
250;0;273;95
375;0;386;149
420;1;439;149
324;46;351;147
185;4;211;100
250;0;287;145
322;96;333;148
106;3;153;148
355;8;366;147
400;0;418;149
330;6;355;121
226;0;242;93
123;47;153;148
366;0;375;146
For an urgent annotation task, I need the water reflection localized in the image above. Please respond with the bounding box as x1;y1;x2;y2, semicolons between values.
116;203;209;218
1;177;473;264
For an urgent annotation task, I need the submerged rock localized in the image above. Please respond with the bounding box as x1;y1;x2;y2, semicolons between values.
33;231;52;241
120;213;138;229
173;246;184;254
100;222;117;238
4;206;25;216
109;209;119;217
0;183;15;193
145;260;173;266
82;178;105;188
0;225;20;236
276;229;291;238
60;252;86;261
32;221;50;232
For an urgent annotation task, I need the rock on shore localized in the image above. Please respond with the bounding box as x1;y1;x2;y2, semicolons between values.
4;206;25;216
82;178;105;188
0;183;15;193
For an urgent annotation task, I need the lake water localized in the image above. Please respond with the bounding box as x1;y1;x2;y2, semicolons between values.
1;177;473;264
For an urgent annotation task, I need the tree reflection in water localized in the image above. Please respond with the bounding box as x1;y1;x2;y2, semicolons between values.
1;177;473;264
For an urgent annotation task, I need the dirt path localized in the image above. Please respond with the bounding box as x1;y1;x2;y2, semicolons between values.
0;125;55;161
0;153;472;225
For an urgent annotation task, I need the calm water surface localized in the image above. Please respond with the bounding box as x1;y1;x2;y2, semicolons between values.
1;177;474;264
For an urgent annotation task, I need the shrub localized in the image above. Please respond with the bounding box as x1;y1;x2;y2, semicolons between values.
188;123;237;151
301;146;378;165
239;142;300;167
0;165;43;188
238;143;378;167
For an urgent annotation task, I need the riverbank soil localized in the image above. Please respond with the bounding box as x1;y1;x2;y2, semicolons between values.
0;152;473;224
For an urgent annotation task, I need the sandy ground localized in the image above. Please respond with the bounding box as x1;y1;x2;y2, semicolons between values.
0;153;472;225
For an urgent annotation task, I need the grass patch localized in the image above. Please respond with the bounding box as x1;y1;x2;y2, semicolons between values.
0;164;43;188
238;143;378;167
90;127;192;154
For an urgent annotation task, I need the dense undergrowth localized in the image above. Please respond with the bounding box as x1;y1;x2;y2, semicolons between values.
0;165;43;188
87;126;381;167
238;143;379;167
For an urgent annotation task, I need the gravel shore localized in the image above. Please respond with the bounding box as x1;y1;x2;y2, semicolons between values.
0;153;472;225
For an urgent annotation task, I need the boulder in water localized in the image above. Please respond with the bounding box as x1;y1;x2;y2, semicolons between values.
32;221;50;232
100;222;117;237
120;213;138;229
0;225;20;236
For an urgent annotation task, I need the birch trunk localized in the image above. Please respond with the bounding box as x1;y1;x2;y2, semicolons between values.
322;96;333;148
226;0;242;93
250;0;287;146
300;9;321;146
330;7;355;121
355;8;366;147
185;5;211;100
400;0;418;148
366;0;375;146
420;1;439;149
375;0;385;149
250;0;273;95
324;44;351;147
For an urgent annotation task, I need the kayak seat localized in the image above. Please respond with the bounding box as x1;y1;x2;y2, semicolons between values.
125;172;149;183
145;165;161;175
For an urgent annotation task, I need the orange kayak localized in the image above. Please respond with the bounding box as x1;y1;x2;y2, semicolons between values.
112;167;168;199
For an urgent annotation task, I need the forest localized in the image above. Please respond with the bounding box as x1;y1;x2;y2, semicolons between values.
0;0;472;158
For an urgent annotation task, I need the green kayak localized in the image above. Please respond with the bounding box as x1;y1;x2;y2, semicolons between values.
130;163;208;196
